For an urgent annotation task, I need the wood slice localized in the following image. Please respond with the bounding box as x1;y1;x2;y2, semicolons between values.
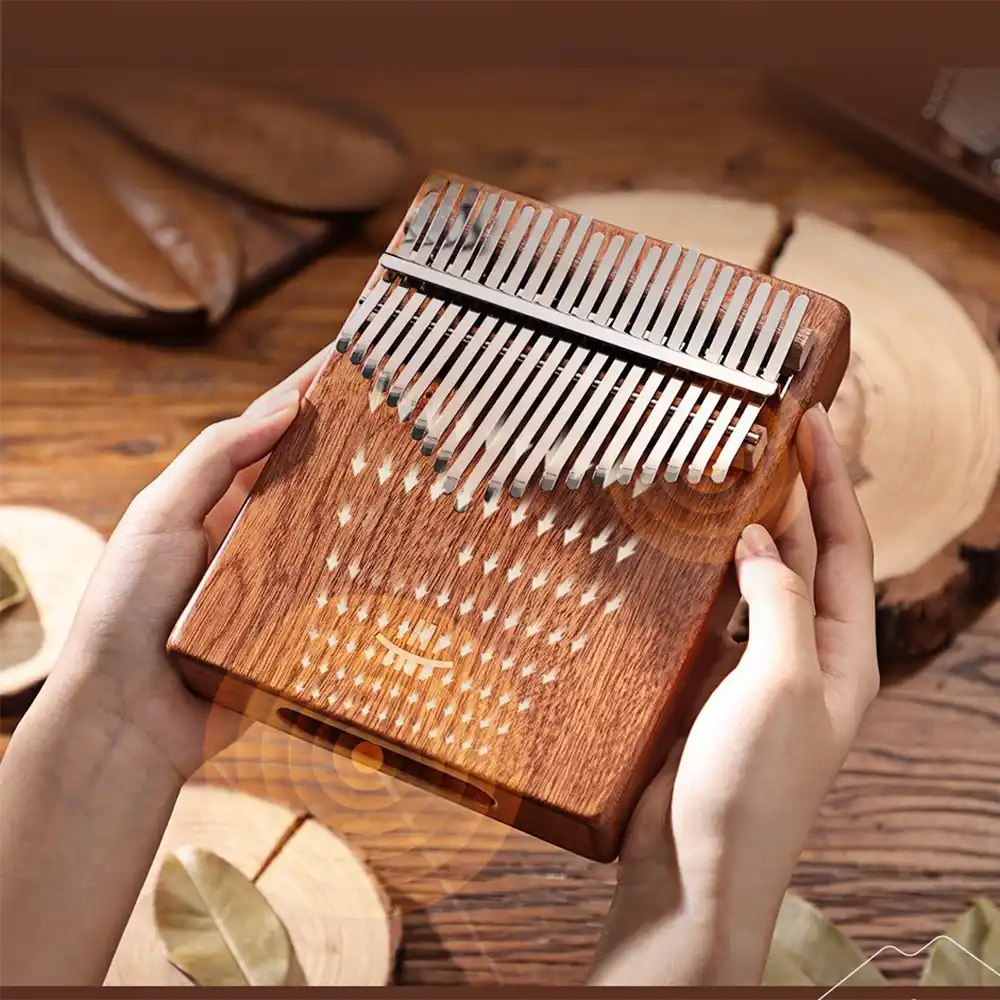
106;785;397;986
0;505;105;697
543;187;1000;663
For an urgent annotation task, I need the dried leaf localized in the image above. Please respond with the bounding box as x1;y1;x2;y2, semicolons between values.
764;892;887;987
79;78;407;212
921;898;1000;986
20;109;198;314
0;114;144;318
0;547;28;613
154;845;292;986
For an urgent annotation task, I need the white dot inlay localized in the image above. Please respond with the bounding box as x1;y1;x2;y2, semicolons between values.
308;629;319;641
357;606;369;622
377;613;390;630
414;582;429;600
300;654;311;669
348;561;361;580
327;634;339;648
460;679;473;692
336;597;349;615
318;662;329;674
345;639;357;653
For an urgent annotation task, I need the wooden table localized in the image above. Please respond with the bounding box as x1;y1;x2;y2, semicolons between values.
2;69;998;985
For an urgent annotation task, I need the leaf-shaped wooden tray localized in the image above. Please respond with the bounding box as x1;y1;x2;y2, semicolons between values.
0;77;409;341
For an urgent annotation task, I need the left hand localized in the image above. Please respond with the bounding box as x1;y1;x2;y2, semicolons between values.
53;346;331;781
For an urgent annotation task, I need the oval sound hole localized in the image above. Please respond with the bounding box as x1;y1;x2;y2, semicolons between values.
275;707;497;811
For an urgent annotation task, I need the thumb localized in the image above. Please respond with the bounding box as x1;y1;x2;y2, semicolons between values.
735;524;817;672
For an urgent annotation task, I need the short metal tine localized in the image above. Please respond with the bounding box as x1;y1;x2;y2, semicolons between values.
519;217;570;300
413;181;462;265
723;282;771;368
348;284;409;363
399;190;440;257
557;232;604;312
624;244;680;334
711;401;760;483
685;266;734;357
703;275;752;364
641;384;703;483
359;292;424;377
594;372;662;487
665;389;720;482
666;258;717;350
385;301;461;405
536;216;592;306
594;234;644;326
335;276;393;353
447;192;499;276
647;247;701;344
484;206;535;289
744;289;790;375
688;395;740;483
432;186;482;272
465;199;516;283
573;234;624;317
761;294;810;381
501;209;553;294
375;298;447;393
618;376;684;484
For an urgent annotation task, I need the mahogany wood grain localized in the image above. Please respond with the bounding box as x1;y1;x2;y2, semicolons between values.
1;69;998;983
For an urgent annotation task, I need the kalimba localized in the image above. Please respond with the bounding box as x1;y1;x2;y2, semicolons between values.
169;174;850;861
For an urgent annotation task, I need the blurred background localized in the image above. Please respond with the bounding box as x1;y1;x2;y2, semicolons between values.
1;0;998;989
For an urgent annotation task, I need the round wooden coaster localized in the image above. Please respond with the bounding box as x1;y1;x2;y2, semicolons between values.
0;505;105;697
106;785;397;987
546;189;1000;662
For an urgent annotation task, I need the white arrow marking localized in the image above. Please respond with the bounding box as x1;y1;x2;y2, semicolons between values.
372;679;382;692
511;499;531;527
632;477;653;498
348;561;360;580
525;620;542;637
570;634;587;653
336;597;348;614
397;620;411;637
499;693;512;706
415;582;428;600
351;446;366;476
357;605;369;622
429;475;447;502
436;590;450;608
537;507;557;536
363;646;375;661
326;551;339;571
555;577;574;600
308;629;319;641
459;642;473;656
590;525;612;553
503;611;521;630
531;568;549;591
459;596;474;615
483;494;501;519
580;582;599;606
369;388;385;411
604;594;624;615
300;654;311;668
458;545;474;566
336;667;346;680
501;657;514;672
337;503;352;527
481;605;497;623
377;456;393;484
403;463;420;493
521;663;536;677
327;634;338;648
432;634;452;653
547;629;565;644
483;552;499;575
480;686;492;699
481;648;494;663
518;698;532;712
507;561;524;583
563;516;587;545
542;670;558;684
497;723;510;735
616;535;639;563
345;639;357;653
316;593;328;608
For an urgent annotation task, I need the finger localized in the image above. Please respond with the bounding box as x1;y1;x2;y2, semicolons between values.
203;454;268;552
798;405;877;635
128;389;301;532
735;523;817;673
772;473;817;605
242;345;332;420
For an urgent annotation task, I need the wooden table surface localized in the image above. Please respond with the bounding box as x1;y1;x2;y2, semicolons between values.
2;70;999;985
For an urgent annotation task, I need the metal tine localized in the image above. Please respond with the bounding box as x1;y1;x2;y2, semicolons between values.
688;395;740;483
762;294;810;381
335;276;393;353
446;335;553;501
595;371;663;487
485;231;629;499
430;186;483;273
433;325;533;468
666;258;718;350
617;376;684;484
640;384;704;484
347;284;409;363
395;310;480;420
419;320;515;453
518;217;570;299
702;276;753;364
708;292;809;484
513;349;604;496
646;247;701;343
646;265;736;480
500;210;553;294
398;190;441;257
465;199;516;283
536;216;592;305
744;290;791;375
417;211;568;450
408;316;499;430
357;292;424;375
373;298;447;392
574;235;624;316
625;244;681;334
447;192;499;276
558;233;605;311
542;238;663;489
483;206;535;289
600;256;727;485
681;266;735;357
592;234;644;324
412;182;463;265
665;390;720;482
574;247;700;487
722;282;771;368
385;302;462;406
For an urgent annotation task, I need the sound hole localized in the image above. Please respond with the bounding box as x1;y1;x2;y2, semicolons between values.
276;707;497;811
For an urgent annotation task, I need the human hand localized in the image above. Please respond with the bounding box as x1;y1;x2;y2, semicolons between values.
589;403;880;986
50;347;332;783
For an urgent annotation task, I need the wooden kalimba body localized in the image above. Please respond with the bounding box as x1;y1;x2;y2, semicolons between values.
170;174;850;861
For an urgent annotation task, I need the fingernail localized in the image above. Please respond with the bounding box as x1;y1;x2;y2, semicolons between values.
739;523;779;559
250;388;300;420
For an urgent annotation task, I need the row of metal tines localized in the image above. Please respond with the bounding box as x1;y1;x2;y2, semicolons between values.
334;178;811;506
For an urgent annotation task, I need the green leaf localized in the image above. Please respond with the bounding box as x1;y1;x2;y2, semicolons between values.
0;547;28;613
921;898;1000;986
764;891;887;987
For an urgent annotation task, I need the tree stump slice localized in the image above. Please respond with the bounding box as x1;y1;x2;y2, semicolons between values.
550;188;1000;664
106;785;397;987
0;505;105;697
